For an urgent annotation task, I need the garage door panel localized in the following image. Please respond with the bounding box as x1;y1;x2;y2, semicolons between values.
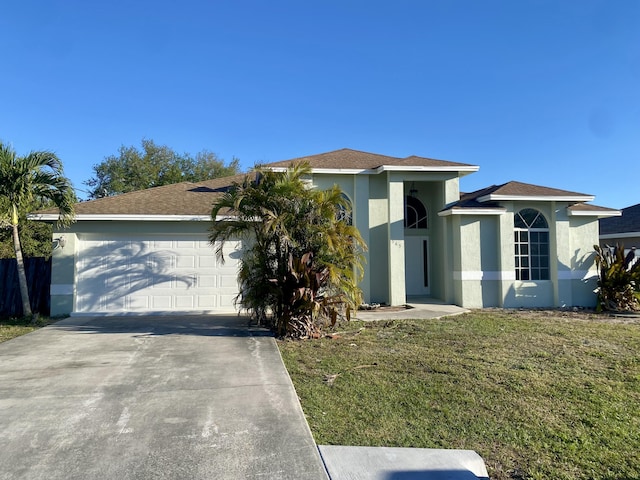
197;296;217;308
128;296;149;310
198;275;217;288
151;296;172;309
198;256;216;268
175;256;195;269
75;235;242;314
219;274;238;288
175;296;194;308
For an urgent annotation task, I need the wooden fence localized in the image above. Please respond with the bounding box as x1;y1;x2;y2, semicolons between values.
0;258;51;317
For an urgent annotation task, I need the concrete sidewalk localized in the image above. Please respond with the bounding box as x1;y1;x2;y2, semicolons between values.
0;315;328;480
320;445;489;480
354;297;469;321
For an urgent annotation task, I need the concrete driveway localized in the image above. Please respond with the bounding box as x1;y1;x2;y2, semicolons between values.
0;315;328;480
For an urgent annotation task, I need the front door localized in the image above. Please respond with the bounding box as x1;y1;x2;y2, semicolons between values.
404;236;430;296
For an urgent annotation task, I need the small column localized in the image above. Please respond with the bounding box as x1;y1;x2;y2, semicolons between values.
354;175;371;303
388;174;406;306
50;231;77;316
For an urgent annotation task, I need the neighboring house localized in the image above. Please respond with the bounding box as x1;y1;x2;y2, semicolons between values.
599;203;640;249
599;202;640;267
32;149;619;316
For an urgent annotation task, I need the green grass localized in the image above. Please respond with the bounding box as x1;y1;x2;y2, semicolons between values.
279;310;640;480
0;316;50;343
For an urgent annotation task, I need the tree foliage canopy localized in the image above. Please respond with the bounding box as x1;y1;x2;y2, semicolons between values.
209;163;367;338
84;139;241;198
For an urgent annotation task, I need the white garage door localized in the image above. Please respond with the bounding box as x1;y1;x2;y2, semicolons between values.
75;234;242;314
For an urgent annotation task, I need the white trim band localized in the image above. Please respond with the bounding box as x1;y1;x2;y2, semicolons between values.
477;194;595;203
568;210;620;218
51;284;74;295
30;214;214;222
600;232;640;240
453;271;516;281
438;208;506;217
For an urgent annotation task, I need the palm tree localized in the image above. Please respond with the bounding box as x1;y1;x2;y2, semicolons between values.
0;142;75;319
209;162;366;337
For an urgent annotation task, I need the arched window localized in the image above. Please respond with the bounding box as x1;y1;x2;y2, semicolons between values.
405;196;427;229
336;193;353;225
514;208;550;280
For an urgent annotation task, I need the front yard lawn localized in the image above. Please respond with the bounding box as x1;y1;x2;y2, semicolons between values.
0;316;50;344
278;310;640;480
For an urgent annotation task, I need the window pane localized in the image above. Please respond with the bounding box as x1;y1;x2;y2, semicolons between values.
519;209;538;226
521;270;530;280
521;257;529;267
540;268;549;280
532;213;549;228
405;196;427;229
521;245;528;255
539;231;549;242
532;257;539;267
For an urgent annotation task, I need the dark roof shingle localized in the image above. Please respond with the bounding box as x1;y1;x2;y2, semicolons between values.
600;203;640;234
265;148;476;170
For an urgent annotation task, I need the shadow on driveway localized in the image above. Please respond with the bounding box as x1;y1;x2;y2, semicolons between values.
50;314;274;337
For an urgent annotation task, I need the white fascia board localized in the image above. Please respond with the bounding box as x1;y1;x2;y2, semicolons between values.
267;165;480;175
477;194;595;203
438;208;506;217
28;214;213;222
267;167;371;175
568;209;621;218
600;232;640;239
376;165;480;174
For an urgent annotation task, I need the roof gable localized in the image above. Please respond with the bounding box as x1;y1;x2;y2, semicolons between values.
440;181;617;218
265;148;478;172
476;181;594;202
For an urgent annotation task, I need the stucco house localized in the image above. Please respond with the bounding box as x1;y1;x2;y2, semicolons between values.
32;149;619;316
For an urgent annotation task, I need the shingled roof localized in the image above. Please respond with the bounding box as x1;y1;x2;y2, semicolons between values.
600;203;640;234
440;181;618;217
32;149;479;219
265;148;478;171
33;174;248;218
473;181;594;201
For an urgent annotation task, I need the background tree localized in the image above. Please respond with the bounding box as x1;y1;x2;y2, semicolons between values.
0;143;75;319
84;139;240;198
209;163;366;338
0;199;54;259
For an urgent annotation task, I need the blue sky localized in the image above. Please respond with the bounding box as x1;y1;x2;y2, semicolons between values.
1;0;638;208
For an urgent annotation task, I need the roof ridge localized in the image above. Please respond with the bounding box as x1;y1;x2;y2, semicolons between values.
75;182;189;206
